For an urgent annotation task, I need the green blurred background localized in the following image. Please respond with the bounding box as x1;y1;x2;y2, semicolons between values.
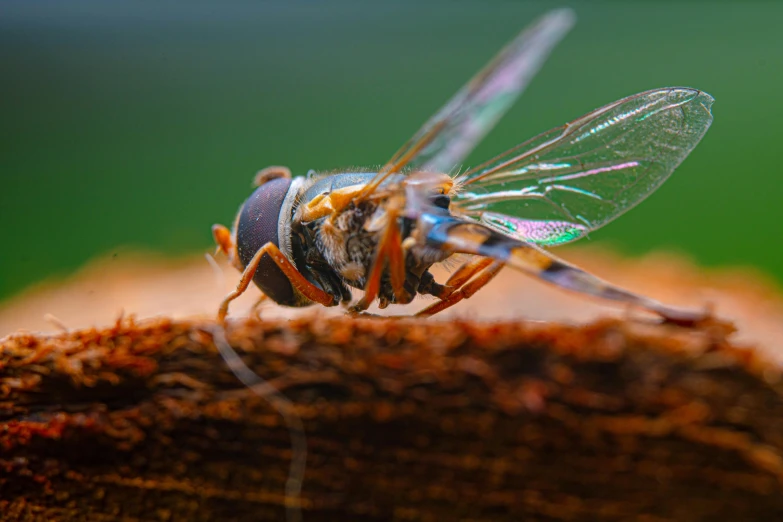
1;1;782;302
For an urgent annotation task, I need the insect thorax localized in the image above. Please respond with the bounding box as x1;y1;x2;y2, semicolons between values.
289;172;450;306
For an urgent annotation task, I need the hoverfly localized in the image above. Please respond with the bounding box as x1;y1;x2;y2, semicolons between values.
212;9;714;324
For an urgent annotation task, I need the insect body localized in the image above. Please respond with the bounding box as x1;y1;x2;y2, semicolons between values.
213;9;714;323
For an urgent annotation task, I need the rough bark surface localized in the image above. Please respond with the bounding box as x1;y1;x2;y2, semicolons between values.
2;313;783;521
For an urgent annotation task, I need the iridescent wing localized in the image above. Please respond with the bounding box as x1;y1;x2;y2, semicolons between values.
453;88;714;246
357;8;576;198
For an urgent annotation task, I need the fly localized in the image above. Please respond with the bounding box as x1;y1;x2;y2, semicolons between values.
212;8;714;324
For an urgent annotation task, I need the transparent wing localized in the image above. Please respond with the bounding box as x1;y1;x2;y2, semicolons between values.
453;88;714;246
358;8;575;198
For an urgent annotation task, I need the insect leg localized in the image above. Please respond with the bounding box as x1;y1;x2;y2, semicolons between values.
212;224;234;257
218;242;335;321
386;217;407;303
349;211;407;313
440;256;496;297
417;259;503;317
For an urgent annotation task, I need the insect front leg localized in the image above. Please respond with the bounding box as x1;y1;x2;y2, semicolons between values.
417;258;504;317
218;242;336;322
212;224;235;260
349;209;408;314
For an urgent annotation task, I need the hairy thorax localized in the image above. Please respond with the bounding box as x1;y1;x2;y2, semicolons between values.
312;197;450;306
315;199;379;289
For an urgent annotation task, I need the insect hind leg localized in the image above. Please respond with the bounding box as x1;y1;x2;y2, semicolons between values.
417;257;503;317
441;256;495;296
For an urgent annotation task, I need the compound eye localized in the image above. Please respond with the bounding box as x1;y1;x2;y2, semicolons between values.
236;176;297;305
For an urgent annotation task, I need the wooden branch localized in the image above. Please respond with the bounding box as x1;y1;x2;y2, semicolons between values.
2;314;782;521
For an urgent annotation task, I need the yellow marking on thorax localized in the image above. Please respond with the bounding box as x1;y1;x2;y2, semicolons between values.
297;183;367;222
298;173;455;223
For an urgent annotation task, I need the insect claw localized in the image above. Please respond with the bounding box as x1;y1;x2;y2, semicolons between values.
346;307;362;317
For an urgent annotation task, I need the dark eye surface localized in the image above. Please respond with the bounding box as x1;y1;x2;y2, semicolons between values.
236;177;296;305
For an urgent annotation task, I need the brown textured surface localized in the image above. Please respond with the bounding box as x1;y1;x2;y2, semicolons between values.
2;312;783;521
1;248;783;521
